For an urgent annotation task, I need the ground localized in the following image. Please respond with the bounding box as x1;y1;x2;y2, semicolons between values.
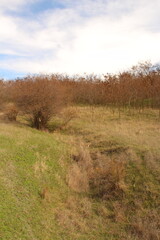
0;106;160;240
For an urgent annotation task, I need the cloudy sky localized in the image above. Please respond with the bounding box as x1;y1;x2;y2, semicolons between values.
0;0;160;79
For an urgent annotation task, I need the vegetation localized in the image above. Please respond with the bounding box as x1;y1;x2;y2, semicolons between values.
0;62;160;239
0;61;160;129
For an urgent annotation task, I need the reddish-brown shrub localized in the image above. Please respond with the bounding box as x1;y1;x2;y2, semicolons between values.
0;80;5;110
1;62;160;124
5;103;18;121
12;76;65;129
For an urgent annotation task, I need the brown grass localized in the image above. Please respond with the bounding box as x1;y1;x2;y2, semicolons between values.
39;187;51;201
90;152;127;199
131;210;160;240
55;196;92;234
67;142;93;193
67;163;89;192
113;201;127;223
33;160;48;178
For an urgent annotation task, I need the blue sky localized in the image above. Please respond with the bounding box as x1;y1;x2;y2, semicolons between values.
0;0;160;79
31;0;65;12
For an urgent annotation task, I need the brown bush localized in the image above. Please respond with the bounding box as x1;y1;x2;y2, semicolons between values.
12;76;65;129
0;80;5;110
51;107;78;131
60;62;160;115
4;103;18;121
1;61;160;126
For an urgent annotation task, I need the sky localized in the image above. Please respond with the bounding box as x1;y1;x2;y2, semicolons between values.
0;0;160;79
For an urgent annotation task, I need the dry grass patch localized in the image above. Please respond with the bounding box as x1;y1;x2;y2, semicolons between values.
90;152;128;200
143;150;160;177
0;161;17;191
67;142;93;193
69;106;160;154
55;196;92;234
131;210;160;240
113;201;127;223
67;138;129;201
34;160;48;178
67;163;89;192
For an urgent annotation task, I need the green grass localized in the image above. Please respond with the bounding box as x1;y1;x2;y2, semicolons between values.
0;123;71;240
0;106;160;240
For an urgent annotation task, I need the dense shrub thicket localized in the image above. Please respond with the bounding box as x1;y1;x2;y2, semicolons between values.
0;62;160;129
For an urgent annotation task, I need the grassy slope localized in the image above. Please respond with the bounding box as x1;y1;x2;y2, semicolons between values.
0;123;71;240
0;106;160;240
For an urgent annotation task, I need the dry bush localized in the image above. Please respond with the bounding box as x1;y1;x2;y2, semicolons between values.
4;103;18;121
60;107;78;128
52;107;78;131
0;80;5;110
1;62;160;124
61;62;160;114
12;77;65;129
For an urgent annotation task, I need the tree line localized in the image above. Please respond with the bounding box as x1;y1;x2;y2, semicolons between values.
0;62;160;129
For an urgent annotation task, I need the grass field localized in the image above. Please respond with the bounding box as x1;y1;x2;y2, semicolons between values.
0;106;160;240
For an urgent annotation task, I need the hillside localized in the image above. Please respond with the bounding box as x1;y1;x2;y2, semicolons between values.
0;106;160;240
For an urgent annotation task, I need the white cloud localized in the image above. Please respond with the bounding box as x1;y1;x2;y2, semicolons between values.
0;0;37;12
0;0;160;77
